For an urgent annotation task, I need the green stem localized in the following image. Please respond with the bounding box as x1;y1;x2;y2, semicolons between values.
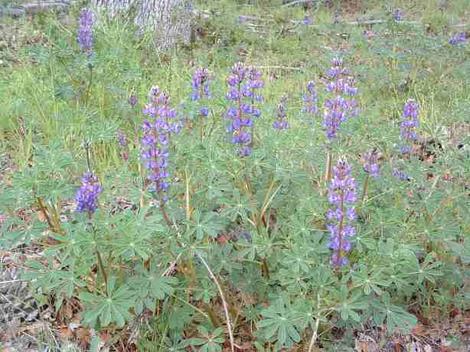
90;220;108;296
361;174;370;203
324;149;332;182
85;63;93;105
95;248;109;296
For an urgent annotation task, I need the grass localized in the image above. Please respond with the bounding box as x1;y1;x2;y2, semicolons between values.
0;0;469;351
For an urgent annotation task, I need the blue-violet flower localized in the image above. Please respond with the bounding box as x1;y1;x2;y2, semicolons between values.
303;81;318;115
191;68;212;117
77;8;94;54
326;160;357;267
226;62;264;156
273;95;289;130
362;149;380;178
141;86;179;198
323;58;358;140
400;99;420;154
75;172;102;214
449;32;467;46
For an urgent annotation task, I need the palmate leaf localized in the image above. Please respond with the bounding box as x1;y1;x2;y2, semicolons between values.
257;298;302;348
371;294;417;333
336;286;370;322
186;210;228;240
130;264;178;313
351;266;390;296
186;326;225;352
80;280;134;328
149;275;177;299
23;258;86;309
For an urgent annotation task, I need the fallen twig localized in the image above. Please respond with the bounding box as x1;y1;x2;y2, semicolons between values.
196;252;235;352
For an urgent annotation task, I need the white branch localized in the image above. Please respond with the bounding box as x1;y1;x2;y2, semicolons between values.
196;252;235;352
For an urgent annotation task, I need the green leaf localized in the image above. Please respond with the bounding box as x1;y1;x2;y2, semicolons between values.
79;283;134;328
258;298;302;347
150;276;177;300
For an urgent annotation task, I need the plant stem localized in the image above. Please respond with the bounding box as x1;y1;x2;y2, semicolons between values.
196;252;235;352
160;202;172;228
308;291;322;352
95;248;108;296
307;317;321;352
90;220;108;296
36;196;56;233
185;169;191;222
361;174;370;203
84;140;92;172
324;149;332;182
85;63;93;105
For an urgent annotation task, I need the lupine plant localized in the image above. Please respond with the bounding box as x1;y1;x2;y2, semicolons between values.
0;3;468;352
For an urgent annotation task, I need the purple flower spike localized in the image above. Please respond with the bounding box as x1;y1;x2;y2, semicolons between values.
362;149;380;178
393;9;403;21
77;8;94;54
322;58;358;140
141;86;179;199
303;16;313;25
191;67;212;117
392;168;409;181
191;67;211;101
323;96;349;140
75;172;102;214
117;130;129;161
117;130;128;147
303;81;318;115
226;62;264;156
128;95;138;108
449;32;467;46
400;99;420;154
327;160;357;267
273;95;289;130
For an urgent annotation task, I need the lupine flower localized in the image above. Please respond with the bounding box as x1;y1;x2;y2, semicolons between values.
191;68;211;101
303;81;318;115
393;9;403;21
361;149;380;178
303;16;313;25
323;96;350;140
117;130;127;147
226;62;264;156
128;95;138;108
116;130;129;161
400;99;420;154
449;32;467;46
141;86;179;198
77;8;94;54
76;172;102;214
392;168;409;181
191;68;212;117
363;30;375;40
238;15;249;24
323;58;358;140
273;95;288;130
326;160;357;267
